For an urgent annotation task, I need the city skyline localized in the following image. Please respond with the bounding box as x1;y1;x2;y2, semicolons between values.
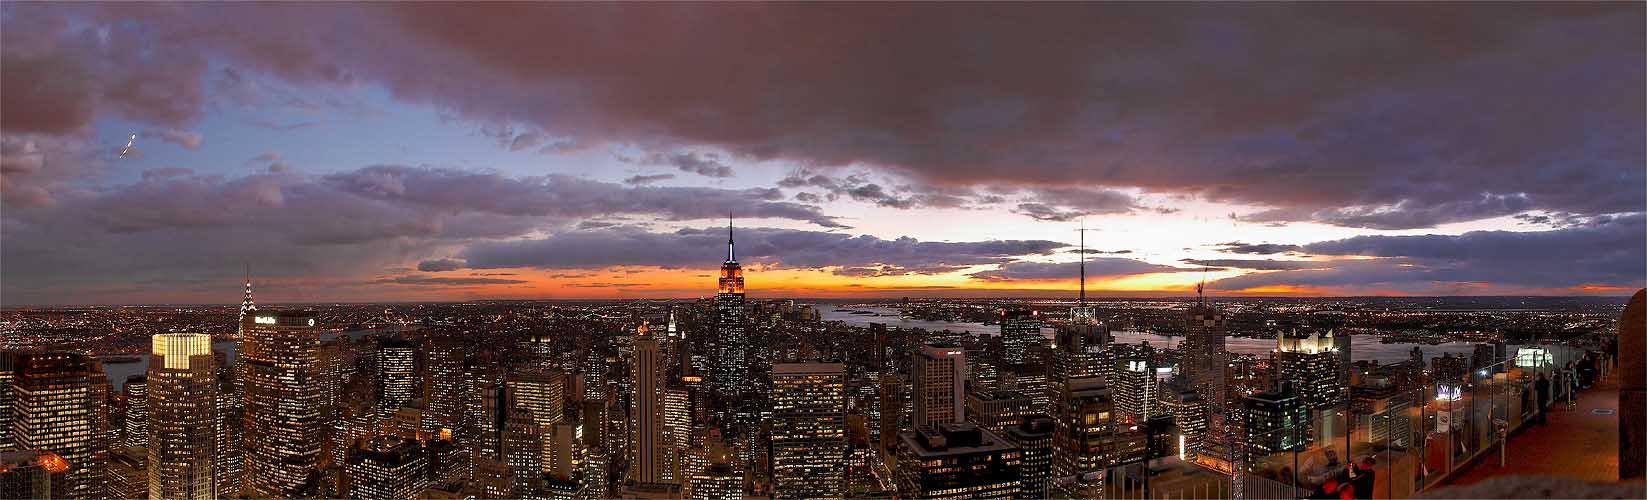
2;3;1643;305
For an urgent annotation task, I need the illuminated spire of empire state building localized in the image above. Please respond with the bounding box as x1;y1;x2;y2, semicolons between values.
712;215;747;396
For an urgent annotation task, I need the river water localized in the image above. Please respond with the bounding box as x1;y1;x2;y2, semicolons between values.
820;307;1539;366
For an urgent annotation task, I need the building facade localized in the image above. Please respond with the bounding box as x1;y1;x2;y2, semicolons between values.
770;362;846;499
241;311;325;498
10;352;109;499
147;333;217;500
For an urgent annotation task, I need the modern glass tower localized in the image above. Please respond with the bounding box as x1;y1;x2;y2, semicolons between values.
123;375;148;449
10;352;109;499
240;311;323;499
147;333;217;500
770;362;846;499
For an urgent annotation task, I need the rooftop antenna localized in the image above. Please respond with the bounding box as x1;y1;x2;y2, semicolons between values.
727;212;735;262
1078;220;1086;305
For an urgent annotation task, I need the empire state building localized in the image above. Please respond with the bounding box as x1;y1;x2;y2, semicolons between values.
712;219;747;396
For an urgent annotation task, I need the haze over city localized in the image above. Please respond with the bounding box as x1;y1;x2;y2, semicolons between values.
1;3;1641;306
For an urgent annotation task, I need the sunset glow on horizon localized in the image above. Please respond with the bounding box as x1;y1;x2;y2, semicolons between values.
1;3;1641;305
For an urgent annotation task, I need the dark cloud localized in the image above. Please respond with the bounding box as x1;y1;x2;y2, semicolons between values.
1214;215;1646;291
7;4;1641;228
624;173;675;185
0;163;852;303
641;151;734;178
417;258;466;272
460;226;1067;276
1012;187;1139;221
968;258;1186;282
246;120;319;131
144;129;203;150
320;165;844;227
1215;242;1305;255
775;168;983;210
245;152;282;165
1068;248;1132;255
1180;259;1321;271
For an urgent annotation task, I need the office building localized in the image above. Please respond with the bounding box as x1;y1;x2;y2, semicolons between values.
1053;376;1113;496
347;436;430;500
713;220;748;396
124;375;149;449
424;338;468;438
107;446;146;500
10;351;109;499
502;407;544;496
376;338;417;416
689;462;741;500
632;322;666;484
1158;382;1206;460
147;333;217;500
1275;329;1348;410
1242;381;1309;468
0;450;58;500
0;353;14;452
965;390;1034;435
1112;348;1161;424
912;345;966;429
1002;416;1054;499
241;311;324;498
770;362;846;499
999;308;1042;365
1181;288;1227;412
894;423;1021;499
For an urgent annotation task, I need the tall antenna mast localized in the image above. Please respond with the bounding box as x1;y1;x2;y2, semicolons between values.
1078;220;1086;305
727;212;735;262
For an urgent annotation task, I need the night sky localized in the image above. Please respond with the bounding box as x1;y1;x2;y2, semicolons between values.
1;3;1642;305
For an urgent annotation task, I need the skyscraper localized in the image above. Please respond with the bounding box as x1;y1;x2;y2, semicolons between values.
770;362;846;499
1159;382;1207;460
632;322;666;484
911;345;966;429
998;308;1042;365
1242;381;1309;468
376;338;417;417
147;333;217;500
507;368;566;474
10;352;109;499
1181;283;1227;412
1002;415;1054;500
424;338;469;459
1111;344;1160;424
0;353;14;452
712;218;747;397
238;265;256;333
1274;329;1348;411
123;375;148;449
1053;376;1113;496
241;311;324;498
